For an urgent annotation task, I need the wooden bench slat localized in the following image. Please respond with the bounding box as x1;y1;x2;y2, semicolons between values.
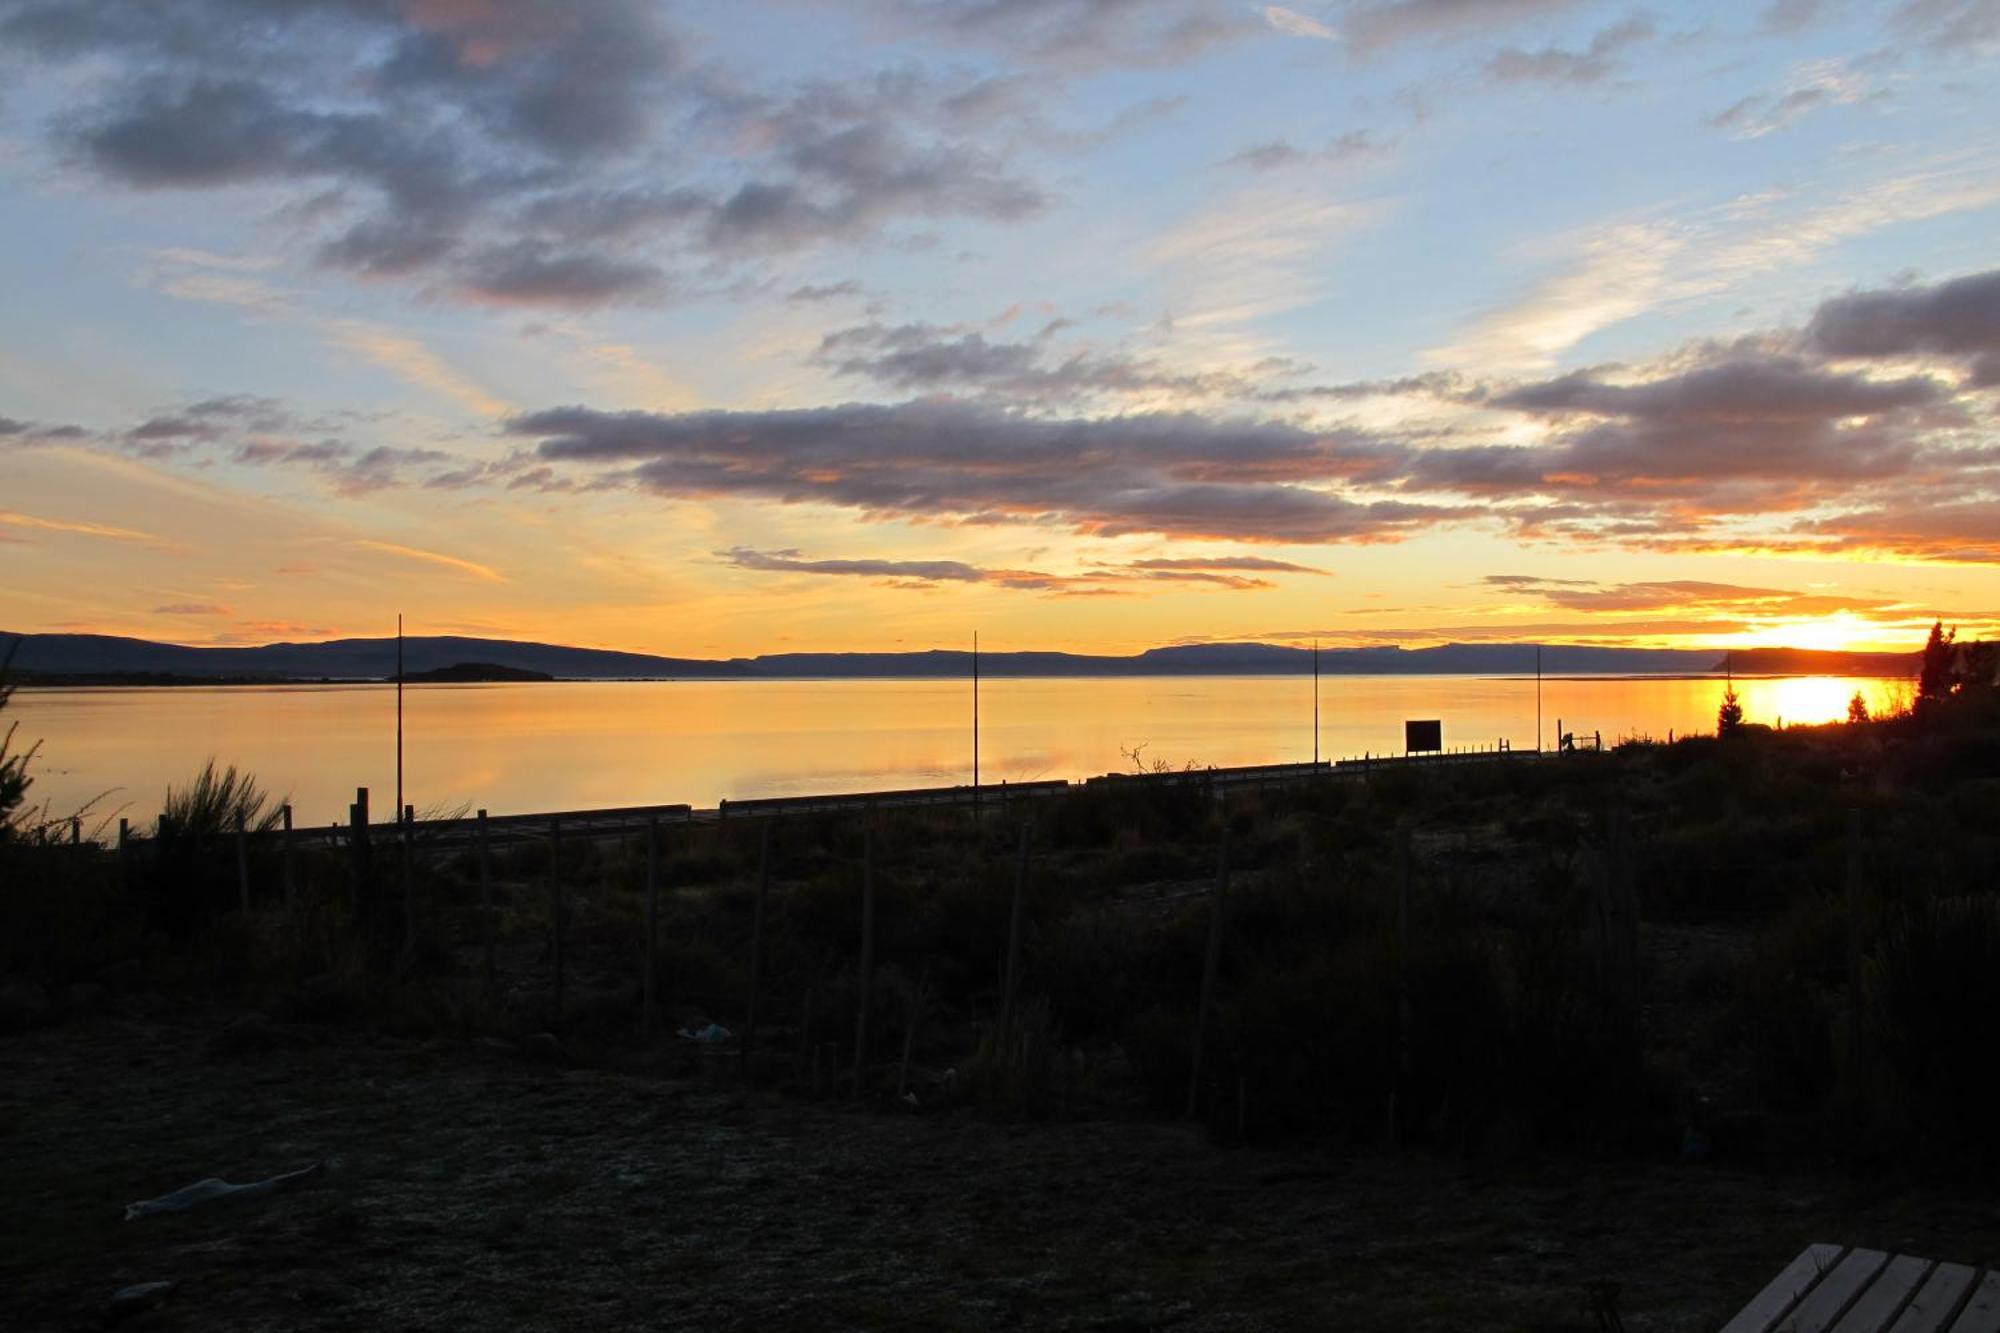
1784;1249;1891;1333
1839;1256;1934;1332
1949;1271;2000;1333
1723;1245;1848;1333
1890;1264;1979;1333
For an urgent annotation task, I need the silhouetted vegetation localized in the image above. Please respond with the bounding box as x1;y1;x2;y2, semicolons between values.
1717;684;1744;736
6;642;2000;1188
1918;620;1956;710
0;651;32;841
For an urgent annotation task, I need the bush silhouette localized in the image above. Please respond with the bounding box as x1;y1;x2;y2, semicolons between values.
1717;686;1744;737
1917;620;1957;710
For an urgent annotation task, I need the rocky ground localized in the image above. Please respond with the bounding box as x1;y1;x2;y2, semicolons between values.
8;1006;2000;1332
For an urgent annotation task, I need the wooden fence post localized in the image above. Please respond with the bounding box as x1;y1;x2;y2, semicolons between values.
1393;823;1413;1142
71;816;80;845
852;824;876;1098
743;821;771;1070
478;810;494;992
235;813;251;916
400;805;415;962
280;805;296;909
643;816;660;1041
349;787;370;927
118;818;130;891
550;815;565;1024
1000;821;1030;1036
1845;809;1868;1121
1185;825;1232;1121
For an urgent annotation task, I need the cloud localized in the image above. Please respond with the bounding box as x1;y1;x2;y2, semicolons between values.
503;259;2000;558
788;280;865;304
1805;266;2000;383
1705;59;1874;139
350;539;506;582
1792;499;2000;564
1342;0;1584;52
0;509;158;542
1426;221;1681;371
153;602;232;615
1143;184;1381;332
1412;353;1950;522
1488;15;1654;85
1761;0;1832;33
456;241;670;308
1221;130;1383;172
1127;555;1328;574
511;400;1444;544
838;0;1262;70
1894;0;2000;48
1426;162;2000;372
1482;574;1898;616
1264;6;1337;39
64;392;492;494
721;546;986;582
718;545;1313;594
125;394;294;446
0;1;1069;308
814;319;1267;403
0;416;89;442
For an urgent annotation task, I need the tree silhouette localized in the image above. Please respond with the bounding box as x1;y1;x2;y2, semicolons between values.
1847;691;1870;724
1717;685;1744;736
1917;620;1957;710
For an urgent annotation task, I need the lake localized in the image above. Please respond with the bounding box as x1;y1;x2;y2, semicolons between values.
10;673;1908;831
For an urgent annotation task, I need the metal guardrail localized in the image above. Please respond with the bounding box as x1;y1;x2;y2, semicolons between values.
113;747;1545;851
718;779;1070;820
357;802;697;850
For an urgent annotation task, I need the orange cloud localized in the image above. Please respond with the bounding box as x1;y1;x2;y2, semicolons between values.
353;540;507;583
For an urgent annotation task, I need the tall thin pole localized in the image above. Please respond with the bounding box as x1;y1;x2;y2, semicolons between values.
1312;639;1320;765
395;613;404;819
1535;644;1542;753
972;630;980;799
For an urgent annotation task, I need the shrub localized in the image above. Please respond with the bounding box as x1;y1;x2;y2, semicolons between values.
960;996;1072;1116
1869;894;2000;1170
1717;686;1744;737
1733;896;1844;1113
158;759;283;839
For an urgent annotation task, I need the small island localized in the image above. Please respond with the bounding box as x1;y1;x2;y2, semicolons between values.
390;662;554;683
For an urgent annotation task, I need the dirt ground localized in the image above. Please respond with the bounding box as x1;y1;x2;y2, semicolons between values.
6;1008;2000;1333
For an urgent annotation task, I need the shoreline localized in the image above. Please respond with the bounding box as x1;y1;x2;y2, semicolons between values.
11;668;1909;690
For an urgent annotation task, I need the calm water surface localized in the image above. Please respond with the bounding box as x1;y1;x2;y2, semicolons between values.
13;673;1907;829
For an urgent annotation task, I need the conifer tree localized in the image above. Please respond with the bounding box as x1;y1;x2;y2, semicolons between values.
1917;620;1956;710
1717;685;1743;736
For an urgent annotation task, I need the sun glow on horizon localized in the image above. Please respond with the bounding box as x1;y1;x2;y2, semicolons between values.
1714;612;1932;655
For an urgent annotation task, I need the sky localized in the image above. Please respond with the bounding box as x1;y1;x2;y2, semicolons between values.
2;0;1998;658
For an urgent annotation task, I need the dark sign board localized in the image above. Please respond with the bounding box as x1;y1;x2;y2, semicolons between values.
1405;719;1442;753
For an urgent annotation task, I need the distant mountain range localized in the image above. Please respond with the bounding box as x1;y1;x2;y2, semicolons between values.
1;631;1921;682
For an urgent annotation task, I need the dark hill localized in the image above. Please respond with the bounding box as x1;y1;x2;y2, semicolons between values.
1;629;1915;682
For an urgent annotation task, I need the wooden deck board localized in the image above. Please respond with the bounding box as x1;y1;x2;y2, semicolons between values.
1783;1248;1890;1332
1722;1244;1847;1333
1889;1264;1978;1333
1949;1271;2000;1333
1725;1249;1997;1333
1840;1256;1933;1333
